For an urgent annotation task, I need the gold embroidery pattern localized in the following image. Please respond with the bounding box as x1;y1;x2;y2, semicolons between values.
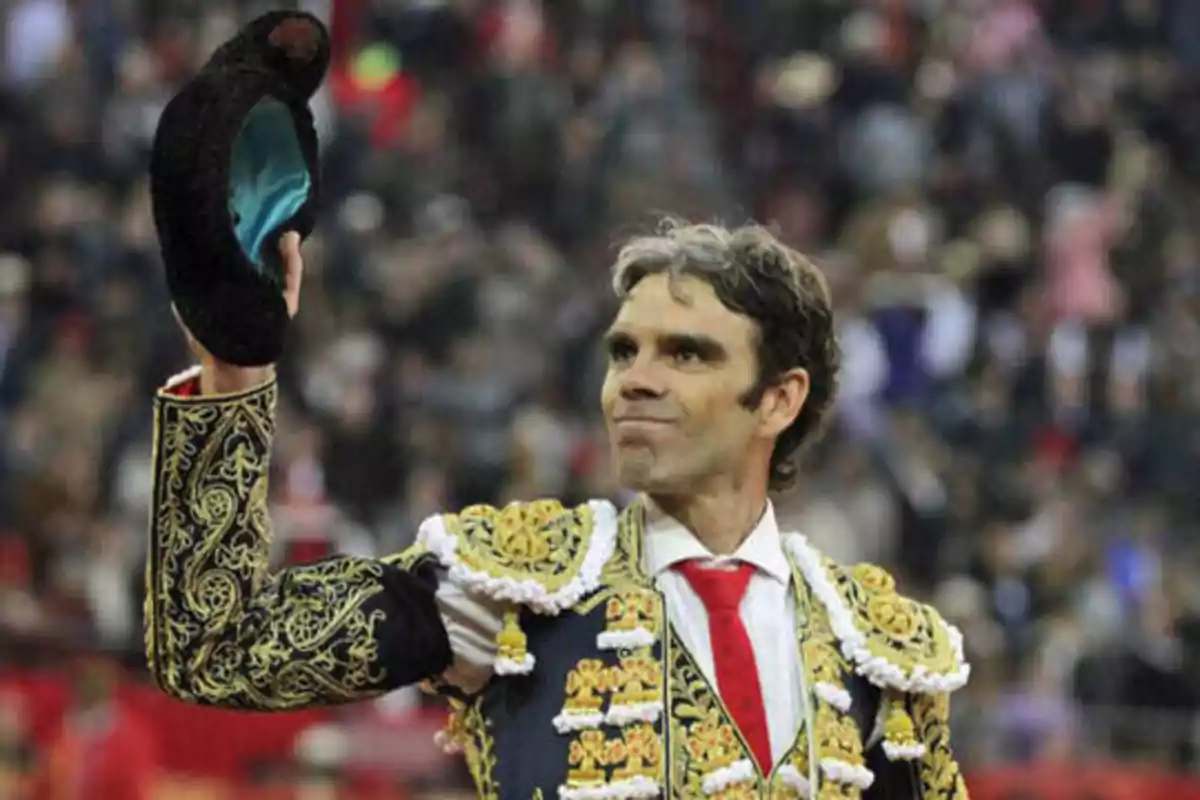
666;626;760;797
145;383;402;709
568;729;609;785
455;698;500;798
799;571;867;800
833;562;962;682
772;566;816;797
444;500;596;593
558;505;667;797
600;592;661;641
607;723;663;782
380;543;431;570
577;501;655;615
910;693;969;799
562;659;610;719
608;654;661;709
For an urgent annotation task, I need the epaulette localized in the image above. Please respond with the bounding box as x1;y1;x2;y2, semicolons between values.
786;535;970;695
417;499;618;677
417;499;618;615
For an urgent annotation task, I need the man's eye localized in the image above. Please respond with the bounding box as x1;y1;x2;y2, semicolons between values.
673;348;702;365
609;342;636;362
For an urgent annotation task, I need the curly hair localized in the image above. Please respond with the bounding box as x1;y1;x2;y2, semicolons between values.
611;218;841;491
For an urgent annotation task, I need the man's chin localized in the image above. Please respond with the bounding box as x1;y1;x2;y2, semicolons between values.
615;456;682;495
614;455;657;492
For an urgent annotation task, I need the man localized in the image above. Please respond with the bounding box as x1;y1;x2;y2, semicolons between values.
146;222;970;798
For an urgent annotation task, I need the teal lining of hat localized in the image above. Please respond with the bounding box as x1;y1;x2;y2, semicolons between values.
228;97;311;270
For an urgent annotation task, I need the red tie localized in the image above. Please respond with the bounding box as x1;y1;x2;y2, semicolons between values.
676;560;773;774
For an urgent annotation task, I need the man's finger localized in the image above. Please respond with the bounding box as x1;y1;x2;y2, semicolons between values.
279;232;303;318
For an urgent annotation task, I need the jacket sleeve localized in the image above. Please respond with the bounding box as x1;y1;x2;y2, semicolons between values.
143;368;453;710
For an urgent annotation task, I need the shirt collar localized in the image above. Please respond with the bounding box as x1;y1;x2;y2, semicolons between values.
641;496;792;585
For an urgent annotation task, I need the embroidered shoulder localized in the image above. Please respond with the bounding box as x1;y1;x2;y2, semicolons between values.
417;499;618;615
786;536;970;695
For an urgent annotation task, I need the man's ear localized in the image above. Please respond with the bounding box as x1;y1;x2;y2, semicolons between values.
757;367;809;438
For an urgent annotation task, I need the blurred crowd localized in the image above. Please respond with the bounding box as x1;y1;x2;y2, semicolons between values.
3;0;1200;791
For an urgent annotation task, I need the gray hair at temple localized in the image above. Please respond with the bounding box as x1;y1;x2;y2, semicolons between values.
610;218;842;491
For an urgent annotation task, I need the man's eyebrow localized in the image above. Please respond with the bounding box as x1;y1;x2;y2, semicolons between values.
659;332;727;359
602;329;634;346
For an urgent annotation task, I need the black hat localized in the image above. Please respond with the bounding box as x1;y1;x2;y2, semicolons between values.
151;11;330;367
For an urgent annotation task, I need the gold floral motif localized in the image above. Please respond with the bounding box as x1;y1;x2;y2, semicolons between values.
604;592;661;636
609;654;662;707
567;730;610;785
910;692;970;798
850;564;895;594
145;381;408;709
443;500;595;593
829;558;962;682
865;595;920;643
563;659;610;714
682;709;742;770
607;724;663;782
814;707;865;766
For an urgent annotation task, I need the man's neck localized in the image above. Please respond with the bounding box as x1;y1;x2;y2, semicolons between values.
649;487;768;556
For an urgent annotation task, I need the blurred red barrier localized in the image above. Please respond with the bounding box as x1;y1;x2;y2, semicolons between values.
967;764;1200;799
1;671;327;779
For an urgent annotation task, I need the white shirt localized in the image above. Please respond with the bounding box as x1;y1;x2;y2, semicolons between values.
642;500;803;762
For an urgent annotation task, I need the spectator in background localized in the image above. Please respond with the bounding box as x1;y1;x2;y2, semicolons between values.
30;648;157;800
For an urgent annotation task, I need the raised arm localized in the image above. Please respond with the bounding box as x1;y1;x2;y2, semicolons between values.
144;368;454;710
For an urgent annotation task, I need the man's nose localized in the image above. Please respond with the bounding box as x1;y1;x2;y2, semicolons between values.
618;359;666;401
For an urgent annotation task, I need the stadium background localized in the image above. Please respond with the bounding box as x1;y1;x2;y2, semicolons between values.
2;0;1200;797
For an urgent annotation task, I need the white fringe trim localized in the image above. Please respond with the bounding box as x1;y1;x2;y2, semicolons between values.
820;758;875;790
813;681;852;713
495;653;536;675
882;740;927;761
418;500;618;616
775;764;811;796
552;710;605;733
557;775;660;799
700;760;756;795
596;627;657;650
605;702;661;726
785;536;970;694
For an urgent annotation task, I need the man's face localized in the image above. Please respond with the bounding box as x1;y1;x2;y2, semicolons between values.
600;273;763;494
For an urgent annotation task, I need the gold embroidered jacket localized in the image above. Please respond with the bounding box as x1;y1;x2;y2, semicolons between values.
145;372;971;799
144;370;452;708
